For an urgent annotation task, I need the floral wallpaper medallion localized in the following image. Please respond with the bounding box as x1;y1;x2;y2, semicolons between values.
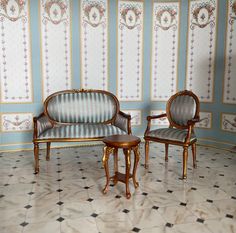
223;0;236;104
81;0;108;90
222;113;236;133
40;0;71;100
151;2;179;101
117;0;143;101
150;110;169;127
186;0;217;103
1;113;33;132
196;112;212;128
123;110;141;126
0;0;32;103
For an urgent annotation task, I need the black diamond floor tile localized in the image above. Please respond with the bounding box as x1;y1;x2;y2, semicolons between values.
152;206;159;210
166;222;174;228
24;205;32;209
87;198;93;202
132;227;141;232
20;222;29;227
122;209;130;213
57;201;64;206
91;213;98;218
57;217;64;222
196;218;205;223
226;214;233;219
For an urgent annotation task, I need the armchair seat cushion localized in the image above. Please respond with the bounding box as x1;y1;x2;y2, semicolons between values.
147;128;196;142
38;123;127;140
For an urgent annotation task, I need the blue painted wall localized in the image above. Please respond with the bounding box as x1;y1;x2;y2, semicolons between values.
0;0;235;151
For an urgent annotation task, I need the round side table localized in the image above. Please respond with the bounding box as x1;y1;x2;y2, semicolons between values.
102;134;141;199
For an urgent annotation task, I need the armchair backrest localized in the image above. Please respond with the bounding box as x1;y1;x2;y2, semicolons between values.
44;89;119;124
166;90;200;129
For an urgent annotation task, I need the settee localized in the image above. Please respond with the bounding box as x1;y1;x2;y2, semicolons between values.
33;89;131;173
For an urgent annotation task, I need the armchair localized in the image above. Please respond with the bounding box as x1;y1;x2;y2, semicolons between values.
144;90;200;179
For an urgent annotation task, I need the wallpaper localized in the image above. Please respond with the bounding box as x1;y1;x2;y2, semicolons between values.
0;0;235;151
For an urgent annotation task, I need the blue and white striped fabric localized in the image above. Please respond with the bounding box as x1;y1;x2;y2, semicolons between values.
170;95;196;126
46;92;117;123
38;123;126;139
147;128;196;142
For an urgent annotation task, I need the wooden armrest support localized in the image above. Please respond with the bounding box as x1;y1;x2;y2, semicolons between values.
187;116;200;126
147;113;167;121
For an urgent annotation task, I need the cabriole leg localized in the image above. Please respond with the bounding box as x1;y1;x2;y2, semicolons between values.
124;149;131;199
102;146;111;194
46;142;51;161
132;146;140;188
191;143;197;168
34;143;39;174
145;140;149;169
182;146;188;179
165;144;169;162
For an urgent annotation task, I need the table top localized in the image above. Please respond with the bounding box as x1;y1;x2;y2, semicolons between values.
103;134;141;148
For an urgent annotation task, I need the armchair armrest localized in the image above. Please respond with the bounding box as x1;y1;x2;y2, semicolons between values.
33;113;53;139
187;116;200;126
113;111;132;134
145;113;167;136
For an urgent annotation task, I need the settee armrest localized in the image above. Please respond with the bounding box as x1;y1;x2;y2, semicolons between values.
113;111;131;134
33;113;53;139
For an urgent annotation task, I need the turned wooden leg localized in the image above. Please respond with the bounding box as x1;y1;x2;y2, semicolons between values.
46;142;51;161
34;143;39;174
145;140;149;169
191;143;197;168
124;149;131;199
102;146;111;194
132;146;140;188
113;148;118;185
182;146;188;179
165;143;169;162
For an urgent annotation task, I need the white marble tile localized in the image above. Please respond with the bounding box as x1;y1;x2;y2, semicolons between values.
61;217;99;233
23;221;60;233
213;199;236;217
128;208;166;229
60;201;93;219
204;218;236;233
197;187;230;200
0;224;23;233
173;189;206;204
0;208;27;227
158;205;197;225
140;226;176;233
148;191;180;207
96;212;133;233
173;222;212;233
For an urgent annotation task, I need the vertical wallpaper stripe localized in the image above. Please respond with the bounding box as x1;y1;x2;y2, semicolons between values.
117;0;143;101
0;0;33;103
151;1;179;101
80;0;108;90
186;0;218;102
223;0;236;104
40;0;72;100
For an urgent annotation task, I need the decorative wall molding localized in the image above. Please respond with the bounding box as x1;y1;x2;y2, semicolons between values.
223;0;236;104
186;0;217;102
123;110;141;126
1;113;33;132
151;1;179;101
0;0;33;103
221;113;236;133
80;0;108;90
117;0;143;101
150;110;169;126
40;0;72;100
196;111;212;128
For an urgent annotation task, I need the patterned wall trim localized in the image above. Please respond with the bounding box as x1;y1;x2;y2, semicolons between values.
150;110;169;126
80;0;108;90
0;113;33;132
186;0;218;103
40;0;72;100
122;110;142;126
117;0;143;101
223;0;236;104
0;0;33;103
151;1;179;101
221;113;236;133
196;111;212;128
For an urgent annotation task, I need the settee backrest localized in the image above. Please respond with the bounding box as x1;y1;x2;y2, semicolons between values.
44;90;119;124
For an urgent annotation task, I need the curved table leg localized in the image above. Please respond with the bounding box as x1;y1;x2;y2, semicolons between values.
132;146;140;188
113;148;118;185
124;149;131;199
102;146;112;194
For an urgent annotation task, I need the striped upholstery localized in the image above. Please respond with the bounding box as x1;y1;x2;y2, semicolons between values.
46;92;117;123
37;115;53;137
147;128;196;142
38;124;126;139
170;95;196;126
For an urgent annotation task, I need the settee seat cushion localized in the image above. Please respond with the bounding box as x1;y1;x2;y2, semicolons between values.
147;128;196;142
38;123;127;139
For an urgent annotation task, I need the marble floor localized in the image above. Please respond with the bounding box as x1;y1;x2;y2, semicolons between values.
0;143;236;233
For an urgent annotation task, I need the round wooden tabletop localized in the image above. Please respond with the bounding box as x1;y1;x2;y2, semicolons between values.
103;134;141;148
